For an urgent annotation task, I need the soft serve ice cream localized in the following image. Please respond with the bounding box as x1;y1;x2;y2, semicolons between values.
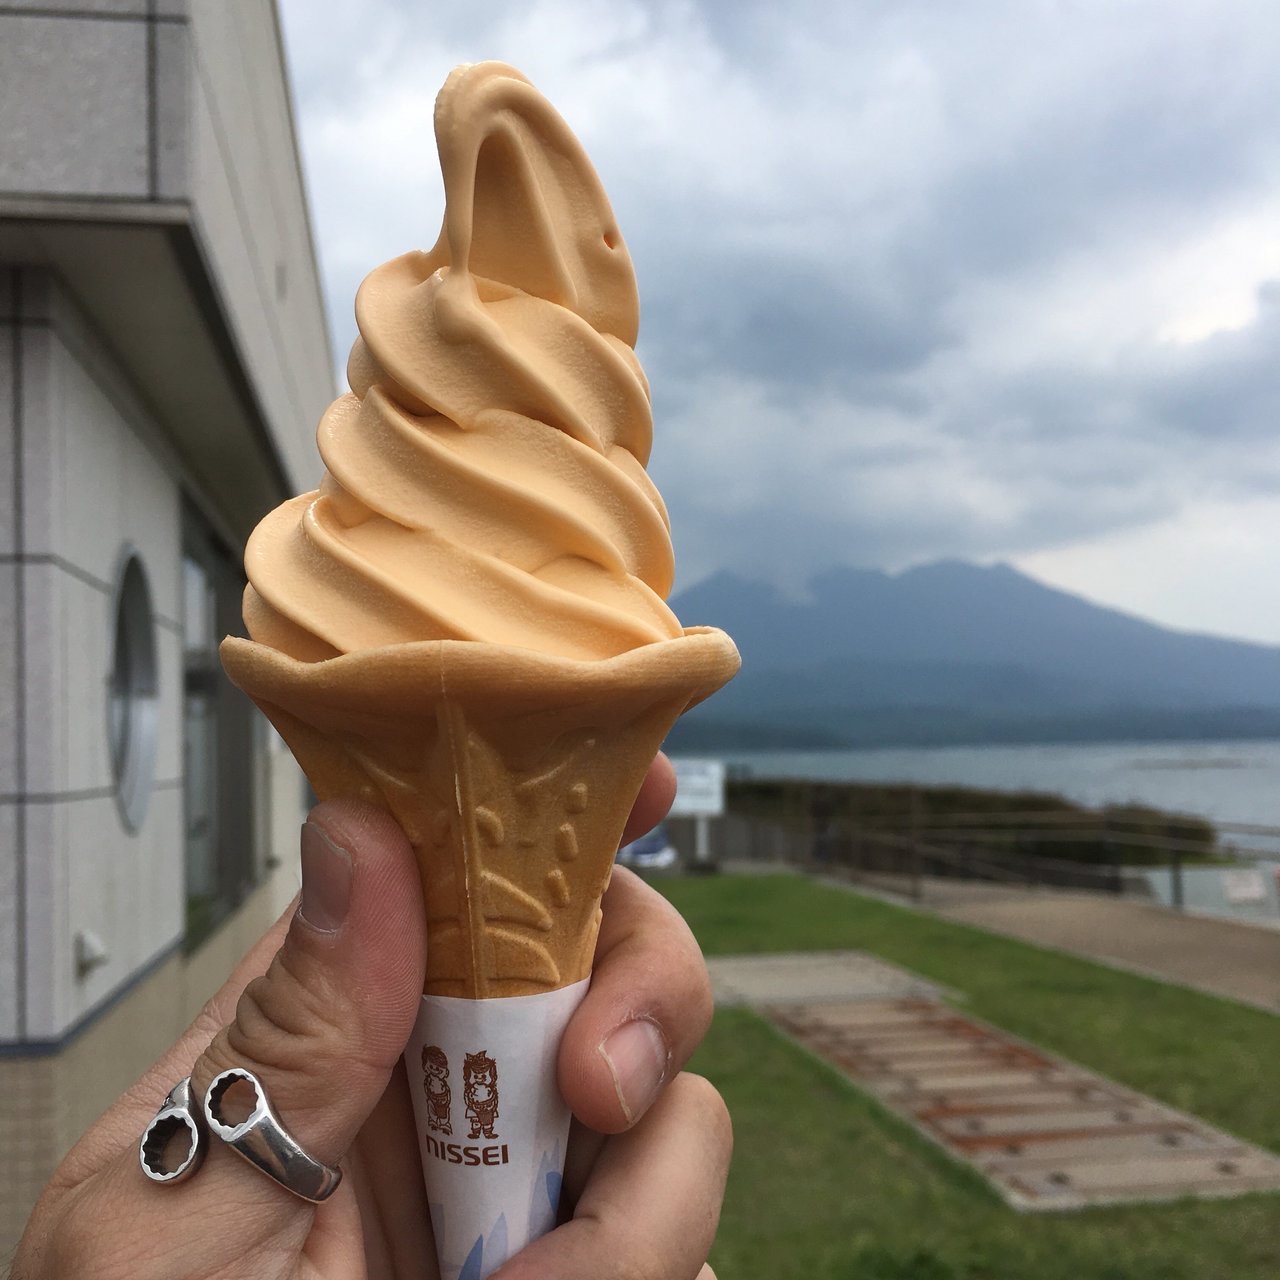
242;62;680;663
220;62;737;1280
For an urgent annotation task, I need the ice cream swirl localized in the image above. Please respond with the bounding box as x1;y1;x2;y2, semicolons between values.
243;63;682;662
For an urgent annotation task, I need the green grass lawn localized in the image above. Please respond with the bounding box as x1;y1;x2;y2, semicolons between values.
658;874;1280;1279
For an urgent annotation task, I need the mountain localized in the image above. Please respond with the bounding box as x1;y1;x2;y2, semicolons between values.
667;560;1280;749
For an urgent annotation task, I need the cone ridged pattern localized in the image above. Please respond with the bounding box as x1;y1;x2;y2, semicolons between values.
221;629;739;997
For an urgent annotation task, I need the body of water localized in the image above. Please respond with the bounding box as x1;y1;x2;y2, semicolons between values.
712;739;1280;850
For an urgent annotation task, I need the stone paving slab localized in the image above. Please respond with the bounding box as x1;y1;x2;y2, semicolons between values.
768;994;1280;1211
706;950;1280;1210
706;950;944;1007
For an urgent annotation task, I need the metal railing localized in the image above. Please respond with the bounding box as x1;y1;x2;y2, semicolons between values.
667;810;1280;912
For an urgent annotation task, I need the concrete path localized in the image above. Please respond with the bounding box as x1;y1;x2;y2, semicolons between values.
717;863;1280;1012
931;888;1280;1013
707;949;945;1007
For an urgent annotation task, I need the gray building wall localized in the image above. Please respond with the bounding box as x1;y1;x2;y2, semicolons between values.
0;2;186;201
0;0;334;1251
2;271;187;1046
0;0;334;528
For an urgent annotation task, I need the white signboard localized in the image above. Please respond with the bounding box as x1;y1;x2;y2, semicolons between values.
670;758;726;818
1222;868;1266;904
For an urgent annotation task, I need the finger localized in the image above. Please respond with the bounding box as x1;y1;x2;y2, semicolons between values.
496;1073;732;1280
54;904;303;1186
18;800;428;1279
174;798;427;1229
558;866;713;1132
620;752;676;844
344;1059;437;1280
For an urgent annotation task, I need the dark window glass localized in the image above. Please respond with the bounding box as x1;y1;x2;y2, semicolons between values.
182;502;259;948
109;551;159;833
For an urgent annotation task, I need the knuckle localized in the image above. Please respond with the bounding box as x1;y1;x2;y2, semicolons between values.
674;1071;732;1144
229;975;320;1070
615;873;713;1010
225;953;343;1073
684;955;715;1037
655;919;714;1060
191;941;380;1096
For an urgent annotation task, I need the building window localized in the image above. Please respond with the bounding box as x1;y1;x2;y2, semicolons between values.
109;550;159;833
182;502;261;948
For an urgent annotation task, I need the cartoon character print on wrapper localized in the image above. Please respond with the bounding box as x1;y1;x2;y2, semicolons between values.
423;1045;453;1136
464;1052;500;1141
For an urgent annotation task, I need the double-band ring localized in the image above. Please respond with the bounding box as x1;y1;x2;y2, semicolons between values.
139;1068;342;1203
204;1068;343;1202
139;1077;207;1184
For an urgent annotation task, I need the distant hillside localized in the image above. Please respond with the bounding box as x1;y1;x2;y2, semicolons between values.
668;560;1280;750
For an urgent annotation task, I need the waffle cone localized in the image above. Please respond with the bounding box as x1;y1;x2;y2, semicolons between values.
220;628;739;998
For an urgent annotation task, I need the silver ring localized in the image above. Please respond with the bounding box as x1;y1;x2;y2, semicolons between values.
139;1077;208;1185
203;1068;342;1202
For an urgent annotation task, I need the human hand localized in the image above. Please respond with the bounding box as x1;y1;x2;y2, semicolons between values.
11;755;731;1280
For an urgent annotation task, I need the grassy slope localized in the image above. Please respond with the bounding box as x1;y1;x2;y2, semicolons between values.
658;875;1280;1279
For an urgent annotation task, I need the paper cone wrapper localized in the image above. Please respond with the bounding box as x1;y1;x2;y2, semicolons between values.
220;626;738;1278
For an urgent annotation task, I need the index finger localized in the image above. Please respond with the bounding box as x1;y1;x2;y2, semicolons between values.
557;865;713;1134
620;752;676;845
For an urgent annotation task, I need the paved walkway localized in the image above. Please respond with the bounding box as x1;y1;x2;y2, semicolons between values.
930;887;1280;1013
707;949;946;1007
798;870;1280;1008
719;863;1280;1013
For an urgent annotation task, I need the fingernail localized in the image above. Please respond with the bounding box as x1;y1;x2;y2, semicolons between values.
599;1017;670;1125
299;821;353;933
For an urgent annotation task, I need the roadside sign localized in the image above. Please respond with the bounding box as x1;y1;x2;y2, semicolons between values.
670;758;726;818
1222;868;1266;903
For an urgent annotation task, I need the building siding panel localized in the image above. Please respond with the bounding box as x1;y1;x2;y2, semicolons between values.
0;15;150;199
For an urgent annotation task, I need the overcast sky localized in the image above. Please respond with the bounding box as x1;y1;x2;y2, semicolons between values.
276;0;1280;646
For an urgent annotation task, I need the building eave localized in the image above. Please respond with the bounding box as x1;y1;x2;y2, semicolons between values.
0;201;295;544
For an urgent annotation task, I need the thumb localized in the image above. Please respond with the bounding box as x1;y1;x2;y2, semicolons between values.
186;797;426;1225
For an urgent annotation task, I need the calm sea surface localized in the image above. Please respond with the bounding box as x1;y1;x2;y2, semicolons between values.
715;739;1280;838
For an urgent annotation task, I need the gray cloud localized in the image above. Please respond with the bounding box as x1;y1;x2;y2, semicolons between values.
278;0;1280;637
